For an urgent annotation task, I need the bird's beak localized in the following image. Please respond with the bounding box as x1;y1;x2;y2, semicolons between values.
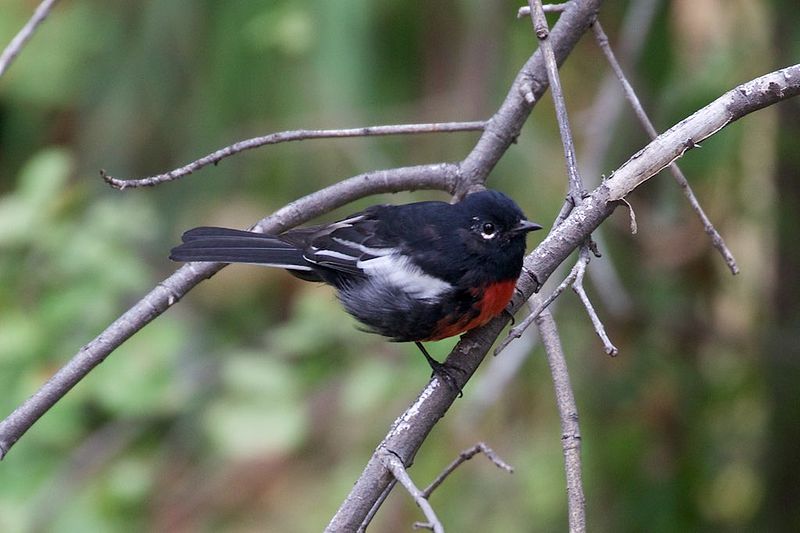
512;219;543;234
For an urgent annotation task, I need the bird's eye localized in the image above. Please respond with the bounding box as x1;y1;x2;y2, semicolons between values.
481;222;497;238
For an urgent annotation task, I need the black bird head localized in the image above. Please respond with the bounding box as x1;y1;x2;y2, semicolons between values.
455;189;542;281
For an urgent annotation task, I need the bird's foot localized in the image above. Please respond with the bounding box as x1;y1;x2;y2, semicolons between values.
415;342;465;397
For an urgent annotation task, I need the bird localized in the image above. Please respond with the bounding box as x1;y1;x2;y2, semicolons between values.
170;189;542;382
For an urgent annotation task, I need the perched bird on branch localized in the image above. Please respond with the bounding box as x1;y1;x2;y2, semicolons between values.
171;189;541;381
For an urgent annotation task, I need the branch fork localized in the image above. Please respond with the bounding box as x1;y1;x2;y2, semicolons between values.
1;1;799;531
379;442;513;532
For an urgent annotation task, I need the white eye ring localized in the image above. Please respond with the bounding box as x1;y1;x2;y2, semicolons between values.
481;222;497;239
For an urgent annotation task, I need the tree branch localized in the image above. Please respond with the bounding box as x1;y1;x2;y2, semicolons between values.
591;20;740;274
328;2;604;526
379;450;444;533
535;307;585;533
0;0;61;79
421;442;513;499
101;121;486;190
571;246;618;356
377;442;513;531
327;62;800;531
528;0;586;205
0;163;460;459
455;0;603;194
603;64;800;201
0;1;797;530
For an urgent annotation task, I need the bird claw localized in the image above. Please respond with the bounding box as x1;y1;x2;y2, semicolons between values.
415;342;464;396
430;362;465;397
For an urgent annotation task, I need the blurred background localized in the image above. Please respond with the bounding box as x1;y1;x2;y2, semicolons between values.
1;0;798;531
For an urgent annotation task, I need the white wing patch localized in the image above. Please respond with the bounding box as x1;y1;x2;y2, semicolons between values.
313;249;358;262
332;237;394;257
356;254;452;300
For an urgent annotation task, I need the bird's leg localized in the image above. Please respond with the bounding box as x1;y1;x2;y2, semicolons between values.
415;341;443;372
414;342;463;396
503;306;516;326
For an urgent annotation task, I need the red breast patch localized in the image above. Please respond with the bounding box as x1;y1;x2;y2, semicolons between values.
426;279;517;341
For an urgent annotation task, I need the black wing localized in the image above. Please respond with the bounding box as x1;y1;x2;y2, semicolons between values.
171;205;403;277
285;210;400;275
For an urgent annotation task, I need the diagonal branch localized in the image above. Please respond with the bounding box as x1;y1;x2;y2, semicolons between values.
0;0;61;79
379;450;444;533
421;442;514;499
591;20;740;274
571;247;618;356
601;64;800;201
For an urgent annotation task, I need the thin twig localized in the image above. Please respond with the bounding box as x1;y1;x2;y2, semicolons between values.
535;307;586;533
101;121;486;189
498;244;619;357
592;21;740;275
517;3;570;17
495;260;581;356
580;0;660;187
421;442;513;499
379;450;444;533
571;247;619;356
464;313;541;419
528;0;587;210
0;0;61;79
574;0;660;318
356;481;397;533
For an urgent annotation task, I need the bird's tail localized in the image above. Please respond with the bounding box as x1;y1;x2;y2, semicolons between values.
170;227;313;273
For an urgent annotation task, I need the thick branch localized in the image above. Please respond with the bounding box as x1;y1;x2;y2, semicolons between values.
604;64;800;200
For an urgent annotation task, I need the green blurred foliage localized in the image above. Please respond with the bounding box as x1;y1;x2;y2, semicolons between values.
0;1;797;531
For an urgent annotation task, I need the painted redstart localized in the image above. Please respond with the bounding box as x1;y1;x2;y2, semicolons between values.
170;189;542;379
